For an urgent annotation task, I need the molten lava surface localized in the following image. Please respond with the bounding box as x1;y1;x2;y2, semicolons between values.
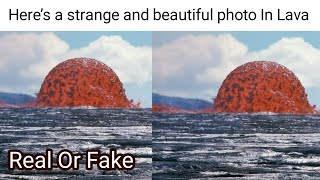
37;58;134;108
214;61;314;114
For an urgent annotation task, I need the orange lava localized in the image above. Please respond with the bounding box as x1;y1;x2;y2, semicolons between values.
152;104;214;113
214;61;315;114
0;101;17;108
0;101;36;108
0;103;7;108
37;58;137;108
20;102;36;108
152;104;183;113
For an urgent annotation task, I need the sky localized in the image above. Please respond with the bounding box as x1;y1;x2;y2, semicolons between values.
153;32;320;108
0;32;152;107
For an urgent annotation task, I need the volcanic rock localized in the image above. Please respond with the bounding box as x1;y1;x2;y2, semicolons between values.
214;61;314;114
37;58;136;108
0;92;36;105
152;93;212;111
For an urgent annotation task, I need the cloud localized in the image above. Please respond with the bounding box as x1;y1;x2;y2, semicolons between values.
247;37;320;88
153;33;320;101
65;36;151;84
0;32;151;94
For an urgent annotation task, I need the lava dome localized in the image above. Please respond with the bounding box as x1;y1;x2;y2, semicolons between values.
37;58;134;108
214;61;314;114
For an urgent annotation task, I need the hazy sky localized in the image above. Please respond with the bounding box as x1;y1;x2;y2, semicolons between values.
0;32;152;107
153;32;320;107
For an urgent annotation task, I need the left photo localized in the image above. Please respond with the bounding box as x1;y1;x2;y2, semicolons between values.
0;32;152;179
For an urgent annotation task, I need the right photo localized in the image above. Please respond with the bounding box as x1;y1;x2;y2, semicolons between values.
152;32;320;179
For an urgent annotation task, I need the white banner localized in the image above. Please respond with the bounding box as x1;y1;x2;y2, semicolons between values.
0;0;317;31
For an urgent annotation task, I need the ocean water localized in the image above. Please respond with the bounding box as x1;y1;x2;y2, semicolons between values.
153;113;320;179
0;108;152;179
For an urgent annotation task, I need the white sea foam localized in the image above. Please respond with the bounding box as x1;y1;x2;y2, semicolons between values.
117;147;152;155
80;142;102;150
283;157;320;165
200;171;229;176
71;106;98;109
260;150;283;158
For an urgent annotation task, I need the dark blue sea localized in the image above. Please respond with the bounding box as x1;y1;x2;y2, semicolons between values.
153;113;320;179
0;108;152;179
